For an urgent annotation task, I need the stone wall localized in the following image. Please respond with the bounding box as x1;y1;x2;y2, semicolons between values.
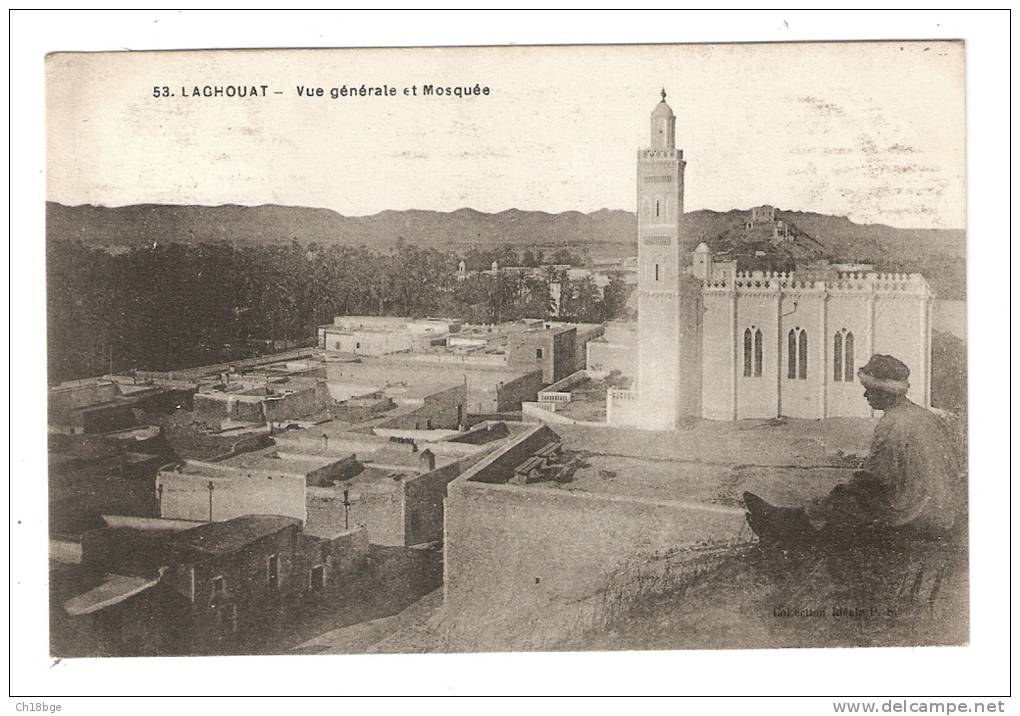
299;526;370;592
443;478;749;650
494;369;544;412
49;381;121;415
264;382;331;423
157;464;307;523
374;384;466;431
403;459;464;546
305;484;404;544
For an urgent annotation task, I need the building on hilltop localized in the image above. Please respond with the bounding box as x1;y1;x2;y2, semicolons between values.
609;92;934;429
748;205;775;226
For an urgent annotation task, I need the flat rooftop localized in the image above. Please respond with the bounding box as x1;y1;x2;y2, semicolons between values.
273;425;463;470
510;418;876;508
218;447;348;476
543;376;633;423
340;465;410;489
171;515;301;555
328;355;536;385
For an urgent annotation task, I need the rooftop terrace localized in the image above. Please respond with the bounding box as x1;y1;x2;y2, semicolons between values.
530;418;875;508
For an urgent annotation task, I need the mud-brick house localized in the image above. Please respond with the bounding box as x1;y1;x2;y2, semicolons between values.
54;515;368;656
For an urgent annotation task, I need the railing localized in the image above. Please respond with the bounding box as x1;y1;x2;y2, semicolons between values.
538;392;571;404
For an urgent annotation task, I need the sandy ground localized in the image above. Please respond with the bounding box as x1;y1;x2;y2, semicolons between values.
293;588;444;654
567;539;969;652
291;536;969;654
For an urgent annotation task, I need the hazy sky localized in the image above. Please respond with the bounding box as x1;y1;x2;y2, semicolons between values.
46;42;965;228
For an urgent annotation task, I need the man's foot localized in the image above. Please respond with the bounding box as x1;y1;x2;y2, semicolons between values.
743;491;818;543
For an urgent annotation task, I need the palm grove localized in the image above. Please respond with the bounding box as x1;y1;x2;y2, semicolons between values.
47;240;633;383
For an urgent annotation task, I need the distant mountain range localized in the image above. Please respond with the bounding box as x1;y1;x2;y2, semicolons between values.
46;202;966;298
45;203;638;252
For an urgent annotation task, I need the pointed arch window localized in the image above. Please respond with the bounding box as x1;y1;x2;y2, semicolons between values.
844;332;854;380
788;330;797;379
787;328;808;379
743;329;752;377
833;329;855;382
744;326;763;378
754;329;763;377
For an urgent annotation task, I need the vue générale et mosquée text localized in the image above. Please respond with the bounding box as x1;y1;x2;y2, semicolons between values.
151;84;492;99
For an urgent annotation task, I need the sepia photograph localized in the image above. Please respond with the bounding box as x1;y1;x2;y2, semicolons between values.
9;8;1012;704
43;40;970;658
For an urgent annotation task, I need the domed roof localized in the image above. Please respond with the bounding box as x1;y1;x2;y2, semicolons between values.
652;88;675;118
694;241;711;253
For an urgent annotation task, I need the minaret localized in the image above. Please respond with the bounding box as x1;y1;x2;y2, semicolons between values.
636;89;701;428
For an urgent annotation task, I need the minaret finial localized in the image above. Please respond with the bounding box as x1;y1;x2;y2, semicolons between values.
660;88;667;102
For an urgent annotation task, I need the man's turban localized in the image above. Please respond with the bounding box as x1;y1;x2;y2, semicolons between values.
858;354;910;395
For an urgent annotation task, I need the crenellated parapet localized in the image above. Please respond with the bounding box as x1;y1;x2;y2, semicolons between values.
699;269;931;298
830;271;931;296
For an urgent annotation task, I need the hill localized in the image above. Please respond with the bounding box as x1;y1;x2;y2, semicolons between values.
45;202;635;252
46;202;966;298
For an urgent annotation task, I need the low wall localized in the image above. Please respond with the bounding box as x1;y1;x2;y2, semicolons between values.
193;392;261;425
49;381;121;413
458;423;560;485
157;465;307;523
495;369;544;412
309;483;405;547
265;382;330;422
137;349;318;382
442;479;750;651
302;487;350;539
521;402;607;427
193;382;329;426
374;385;466;431
403;459;465;546
276;453;359;487
539;369;589;396
308;453;474;547
300;526;371;591
49;539;83;564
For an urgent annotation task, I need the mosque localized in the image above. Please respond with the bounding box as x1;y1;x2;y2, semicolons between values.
607;91;934;429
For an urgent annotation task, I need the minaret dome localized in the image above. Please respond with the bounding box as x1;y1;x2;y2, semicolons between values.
650;88;676;151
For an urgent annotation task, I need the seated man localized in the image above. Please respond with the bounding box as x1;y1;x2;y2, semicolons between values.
744;354;965;545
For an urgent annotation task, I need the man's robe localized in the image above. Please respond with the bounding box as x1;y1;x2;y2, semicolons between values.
811;399;965;537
